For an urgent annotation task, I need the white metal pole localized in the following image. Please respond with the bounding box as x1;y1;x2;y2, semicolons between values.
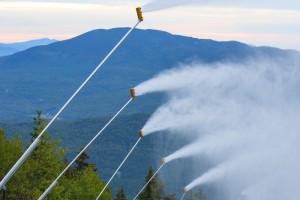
38;98;133;200
180;192;186;200
132;164;165;200
0;20;141;189
96;137;142;200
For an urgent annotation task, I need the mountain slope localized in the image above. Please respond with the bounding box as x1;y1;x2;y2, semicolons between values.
0;38;57;57
0;28;299;122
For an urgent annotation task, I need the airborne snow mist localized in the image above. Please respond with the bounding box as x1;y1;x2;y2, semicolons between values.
134;57;300;200
142;0;300;12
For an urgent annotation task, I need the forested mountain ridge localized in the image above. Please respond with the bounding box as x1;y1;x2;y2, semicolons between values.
1;28;298;122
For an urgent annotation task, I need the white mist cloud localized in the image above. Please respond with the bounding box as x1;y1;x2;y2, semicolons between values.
142;0;300;12
164;130;243;163
135;56;300;199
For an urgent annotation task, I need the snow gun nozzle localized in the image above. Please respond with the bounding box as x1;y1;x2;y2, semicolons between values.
136;7;144;21
130;88;136;99
139;130;143;138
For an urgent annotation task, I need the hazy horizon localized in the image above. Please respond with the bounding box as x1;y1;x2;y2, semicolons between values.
0;1;299;50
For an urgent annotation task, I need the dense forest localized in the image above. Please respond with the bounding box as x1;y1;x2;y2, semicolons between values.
0;111;209;199
0;111;110;199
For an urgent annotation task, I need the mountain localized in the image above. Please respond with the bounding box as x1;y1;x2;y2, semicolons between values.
0;38;57;57
1;29;299;198
0;28;299;122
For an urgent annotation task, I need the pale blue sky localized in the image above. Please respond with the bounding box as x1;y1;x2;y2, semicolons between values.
1;0;299;50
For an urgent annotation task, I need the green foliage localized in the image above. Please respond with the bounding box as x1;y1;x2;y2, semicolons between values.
75;148;97;172
0;111;111;200
114;188;127;200
0;128;23;191
138;166;176;200
138;166;156;200
2;110;66;199
30;110;47;140
61;166;111;200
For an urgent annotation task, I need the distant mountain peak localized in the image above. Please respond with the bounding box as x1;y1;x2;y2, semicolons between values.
0;38;58;57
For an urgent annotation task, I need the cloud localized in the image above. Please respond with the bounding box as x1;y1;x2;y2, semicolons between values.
2;0;142;5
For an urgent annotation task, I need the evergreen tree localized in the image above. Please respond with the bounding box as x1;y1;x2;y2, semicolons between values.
9;110;67;199
138;166;157;200
30;110;46;140
75;148;97;172
138;166;175;200
114;188;127;200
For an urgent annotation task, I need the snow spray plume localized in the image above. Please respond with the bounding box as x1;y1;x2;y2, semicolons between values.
164;130;242;163
184;162;229;192
135;65;206;96
142;0;300;12
184;146;295;193
142;0;201;12
141;97;208;135
135;56;300;200
164;141;201;163
138;61;268;136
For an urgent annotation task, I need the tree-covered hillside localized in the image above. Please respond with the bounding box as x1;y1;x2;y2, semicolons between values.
1;112;212;199
1;112;210;199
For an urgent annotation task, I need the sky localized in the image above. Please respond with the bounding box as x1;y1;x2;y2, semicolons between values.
0;0;299;50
